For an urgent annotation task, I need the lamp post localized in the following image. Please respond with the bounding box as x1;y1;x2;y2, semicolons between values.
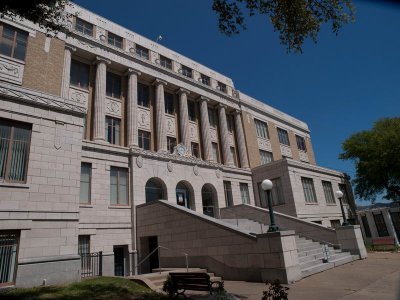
261;179;279;232
335;190;349;226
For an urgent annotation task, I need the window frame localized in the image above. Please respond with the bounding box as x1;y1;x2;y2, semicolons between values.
0;23;28;61
75;18;94;37
167;136;176;154
191;142;200;158
79;163;92;204
136;45;149;60
240;183;250;204
70;59;90;90
277;128;290;146
110;167;129;206
106;71;122;99
138;130;150;150
296;135;307;151
259;150;273;165
200;74;210;86
217;82;227;93
105;116;121;145
322;181;335;204
164;92;175;115
223;181;233;207
107;32;123;49
301;177;318;204
254;119;269;139
181;65;193;78
159;55;172;69
137;83;150;108
188;101;197;121
208;107;217;128
212;142;220;163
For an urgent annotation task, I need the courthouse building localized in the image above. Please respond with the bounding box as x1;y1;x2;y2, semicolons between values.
0;3;357;287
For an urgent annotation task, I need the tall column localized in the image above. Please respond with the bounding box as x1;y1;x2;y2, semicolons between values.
234;110;249;168
126;68;141;148
199;96;213;161
61;45;76;99
218;104;234;166
154;79;167;152
178;88;190;150
93;56;110;141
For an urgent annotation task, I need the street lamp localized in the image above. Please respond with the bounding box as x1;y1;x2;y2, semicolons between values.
335;190;349;226
262;179;279;232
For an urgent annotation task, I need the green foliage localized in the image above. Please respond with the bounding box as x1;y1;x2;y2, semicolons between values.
212;0;355;53
340;118;400;202
261;280;289;300
212;281;234;300
162;275;175;298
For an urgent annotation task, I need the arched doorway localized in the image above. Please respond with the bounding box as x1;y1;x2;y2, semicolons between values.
145;178;167;203
201;184;218;218
176;181;194;209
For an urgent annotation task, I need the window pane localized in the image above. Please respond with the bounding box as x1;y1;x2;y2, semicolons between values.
278;128;290;145
9;126;30;182
0;123;11;179
80;163;91;204
240;183;250;204
70;60;90;89
260;150;273;165
138;83;149;107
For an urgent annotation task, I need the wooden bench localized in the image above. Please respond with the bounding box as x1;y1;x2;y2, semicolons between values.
167;272;222;299
371;237;396;250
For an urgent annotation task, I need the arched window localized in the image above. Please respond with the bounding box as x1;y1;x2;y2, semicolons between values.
145;178;165;203
176;182;193;209
202;184;217;217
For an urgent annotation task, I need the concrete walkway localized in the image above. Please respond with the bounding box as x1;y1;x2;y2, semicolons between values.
221;252;400;300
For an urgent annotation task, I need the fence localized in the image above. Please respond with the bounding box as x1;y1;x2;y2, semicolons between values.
80;251;102;278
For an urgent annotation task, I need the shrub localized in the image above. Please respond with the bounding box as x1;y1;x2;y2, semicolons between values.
261;280;289;300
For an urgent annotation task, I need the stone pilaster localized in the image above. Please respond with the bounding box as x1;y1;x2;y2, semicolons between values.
199;97;213;161
178;88;190;150
93;56;110;141
126;68;141;148
234;110;249;168
61;45;76;99
218;104;234;166
154;79;167;152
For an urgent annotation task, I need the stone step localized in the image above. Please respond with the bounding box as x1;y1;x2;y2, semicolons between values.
299;252;325;263
297;242;324;252
301;262;334;278
300;258;325;269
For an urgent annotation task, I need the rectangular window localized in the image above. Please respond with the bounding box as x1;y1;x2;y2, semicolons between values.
78;235;90;255
105;116;120;145
254;119;269;139
106;72;121;99
361;215;372;238
223;181;233;207
390;212;400;240
217;82;227;93
136;45;149;60
277;128;290;145
164;92;175;114
200;74;210;86
227;115;234;133
0;23;28;61
240;183;250;204
330;220;341;229
212;142;219;163
181;65;192;78
208;108;217;128
296;135;307;151
0;119;31;183
191;142;200;158
230;147;237;167
373;213;389;237
160;55;172;69
70;60;90;90
338;183;349;204
259;150;273;165
75;18;93;36
108;32;123;48
0;230;19;286
138;83;150;107
322;181;335;204
167;136;176;154
80;163;91;204
188;101;196;121
302;177;317;203
138;130;150;150
110;167;128;205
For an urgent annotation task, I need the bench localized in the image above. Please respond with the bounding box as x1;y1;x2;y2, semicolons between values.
371;237;396;250
167;272;222;299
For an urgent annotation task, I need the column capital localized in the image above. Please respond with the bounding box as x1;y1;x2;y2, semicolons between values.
218;103;228;110
177;88;190;95
198;95;210;103
125;68;141;76
233;109;242;115
94;56;111;65
153;78;167;86
65;44;76;52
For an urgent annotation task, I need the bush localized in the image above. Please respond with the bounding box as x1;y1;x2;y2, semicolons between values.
261;280;289;300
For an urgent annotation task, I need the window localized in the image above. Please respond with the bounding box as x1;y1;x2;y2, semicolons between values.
330;220;341;229
78;235;90;255
258;178;285;207
322;181;335;204
191;142;200;158
0;23;28;61
259;150;273;165
181;65;192;78
160;55;172;69
0;119;31;183
373;213;389;237
301;177;317;203
138;130;150;150
200;74;210;86
391;212;400;240
136;45;149;60
75;18;93;36
223;181;233;207
240;183;250;204
145;178;164;202
167;137;176;154
361;215;372;238
80;163;91;204
230;147;237;167
105;116;120;145
254;119;269;139
188;101;196;121
296;135;307;151
212;142;219;163
208;108;217;128
217;82;227;93
164;92;174;114
70;60;90;90
110;167;128;205
227;115;234;133
108;32;123;48
277;128;290;145
138;83;150;107
106;72;121;99
338;183;349;204
0;230;19;286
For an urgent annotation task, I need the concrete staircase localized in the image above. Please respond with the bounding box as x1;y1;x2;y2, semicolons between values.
129;268;222;292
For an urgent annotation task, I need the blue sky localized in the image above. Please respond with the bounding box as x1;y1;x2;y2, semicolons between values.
73;0;400;204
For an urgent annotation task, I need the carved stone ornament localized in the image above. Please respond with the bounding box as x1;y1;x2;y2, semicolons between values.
193;165;199;176
69;89;88;107
166;117;175;135
216;169;221;178
167;160;174;172
99;35;107;42
136;156;143;168
210;128;217;141
138;109;150;130
106;98;121;115
176;144;187;156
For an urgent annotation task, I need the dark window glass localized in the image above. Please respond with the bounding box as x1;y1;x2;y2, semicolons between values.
145;178;164;202
208;108;217;128
254;119;269;139
361;215;372;238
240;183;250;204
188;101;196;121
200;74;210;86
164;92;174;114
138;130;150;150
191;142;200;158
110;167;128;205
301;177;317;203
373;213;389;237
167;137;176;154
0;230;19;285
0;23;28;61
75;18;93;36
202;185;215;218
322;181;335;204
78;235;90;255
108;32;123;48
160;55;172;69
227;115;234;133
217;82;227;93
138;83;150;107
105;116;120;145
296;135;307;151
277;128;290;146
136;45;149;60
223;181;233;207
106;72;121;99
70;60;90;90
80;163;91;204
181;65;192;78
212;142;219;163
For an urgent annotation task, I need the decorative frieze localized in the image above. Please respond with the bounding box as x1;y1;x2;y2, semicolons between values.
137;107;151;131
69;87;88;107
165;115;176;136
0;56;24;85
210;128;218;142
299;151;309;163
227;133;234;146
105;97;122;117
189;122;198;142
280;144;293;158
258;138;272;152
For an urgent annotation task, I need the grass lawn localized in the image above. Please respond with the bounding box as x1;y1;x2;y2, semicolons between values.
0;277;169;300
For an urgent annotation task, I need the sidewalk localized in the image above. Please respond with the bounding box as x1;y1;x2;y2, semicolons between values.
222;252;400;300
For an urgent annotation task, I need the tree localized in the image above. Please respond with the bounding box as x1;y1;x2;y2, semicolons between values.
340;118;400;202
212;0;355;52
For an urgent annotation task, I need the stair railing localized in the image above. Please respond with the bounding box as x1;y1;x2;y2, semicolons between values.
297;233;342;263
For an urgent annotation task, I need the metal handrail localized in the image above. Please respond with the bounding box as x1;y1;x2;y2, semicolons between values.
298;233;341;249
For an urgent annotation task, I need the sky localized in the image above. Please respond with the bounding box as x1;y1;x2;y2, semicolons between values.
72;0;400;204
